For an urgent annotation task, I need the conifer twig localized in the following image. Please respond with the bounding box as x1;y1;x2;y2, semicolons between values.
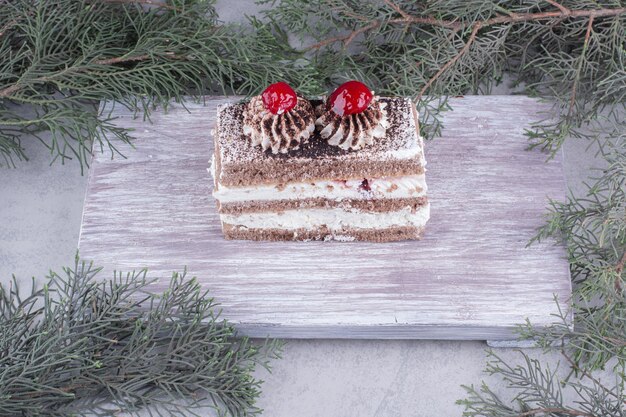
0;257;283;416
615;251;626;292
568;15;594;115
97;0;177;10
561;349;624;404
307;5;626;51
418;23;481;100
544;0;571;15
615;252;626;276
279;0;626;152
0;18;17;38
382;0;410;19
457;140;625;417
0;0;320;169
515;408;594;417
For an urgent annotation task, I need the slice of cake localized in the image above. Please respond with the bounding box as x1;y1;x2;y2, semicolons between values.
210;81;429;242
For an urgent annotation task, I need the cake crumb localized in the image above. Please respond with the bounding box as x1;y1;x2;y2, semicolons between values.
387;183;399;192
332;235;356;242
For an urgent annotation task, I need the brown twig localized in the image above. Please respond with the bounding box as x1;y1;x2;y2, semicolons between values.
405;6;625;32
417;23;481;99
94;54;152;65
614;251;626;292
307;21;382;50
340;9;371;23
0;53;187;98
568;15;594;115
95;0;178;11
344;21;381;47
561;349;624;405
502;8;521;19
94;52;187;65
615;251;626;275
383;0;411;19
308;5;626;51
515;408;595;417
390;15;460;30
0;18;18;39
603;336;626;347
0;84;23;99
307;3;626;99
545;0;572;15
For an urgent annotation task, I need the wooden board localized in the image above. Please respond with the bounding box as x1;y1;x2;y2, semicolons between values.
79;96;571;340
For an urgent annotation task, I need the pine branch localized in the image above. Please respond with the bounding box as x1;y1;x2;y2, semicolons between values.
418;23;482;100
514;408;594;417
307;4;626;51
524;140;625;370
98;0;178;10
560;350;624;406
544;0;571;16
616;251;626;276
568;15;594;116
268;0;626;153
458;349;625;417
0;256;282;416
0;0;321;170
460;141;625;417
383;0;410;20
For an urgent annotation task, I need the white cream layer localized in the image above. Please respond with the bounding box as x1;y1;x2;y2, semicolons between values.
221;204;430;231
213;173;427;203
384;137;427;165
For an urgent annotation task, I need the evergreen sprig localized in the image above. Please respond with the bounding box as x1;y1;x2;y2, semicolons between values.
0;0;321;171
458;350;625;417
2;0;623;168
458;142;625;416
263;0;626;151
524;140;625;369
0;256;281;417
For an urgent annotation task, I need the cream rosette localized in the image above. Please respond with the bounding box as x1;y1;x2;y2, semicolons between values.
243;96;315;154
315;97;389;151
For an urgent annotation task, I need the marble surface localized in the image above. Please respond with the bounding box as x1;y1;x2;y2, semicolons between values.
0;1;614;415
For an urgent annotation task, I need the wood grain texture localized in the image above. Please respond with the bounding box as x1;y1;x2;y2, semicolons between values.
79;96;571;340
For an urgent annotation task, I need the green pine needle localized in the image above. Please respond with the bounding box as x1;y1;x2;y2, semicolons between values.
0;256;282;417
0;0;322;171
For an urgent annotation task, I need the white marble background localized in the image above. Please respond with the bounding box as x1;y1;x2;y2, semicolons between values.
0;1;614;415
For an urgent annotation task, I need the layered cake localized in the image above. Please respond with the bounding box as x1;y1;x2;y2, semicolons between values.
210;81;429;242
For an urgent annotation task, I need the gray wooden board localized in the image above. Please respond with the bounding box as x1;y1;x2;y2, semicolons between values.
79;95;572;340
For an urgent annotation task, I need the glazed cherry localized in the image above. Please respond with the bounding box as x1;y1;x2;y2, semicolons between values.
327;80;373;117
261;82;298;115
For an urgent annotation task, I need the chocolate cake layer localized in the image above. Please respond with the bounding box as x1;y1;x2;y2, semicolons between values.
218;196;428;214
222;223;424;242
214;98;424;187
218;204;430;240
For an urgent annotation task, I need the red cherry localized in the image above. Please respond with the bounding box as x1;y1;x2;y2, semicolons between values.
261;82;298;115
327;81;373;117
